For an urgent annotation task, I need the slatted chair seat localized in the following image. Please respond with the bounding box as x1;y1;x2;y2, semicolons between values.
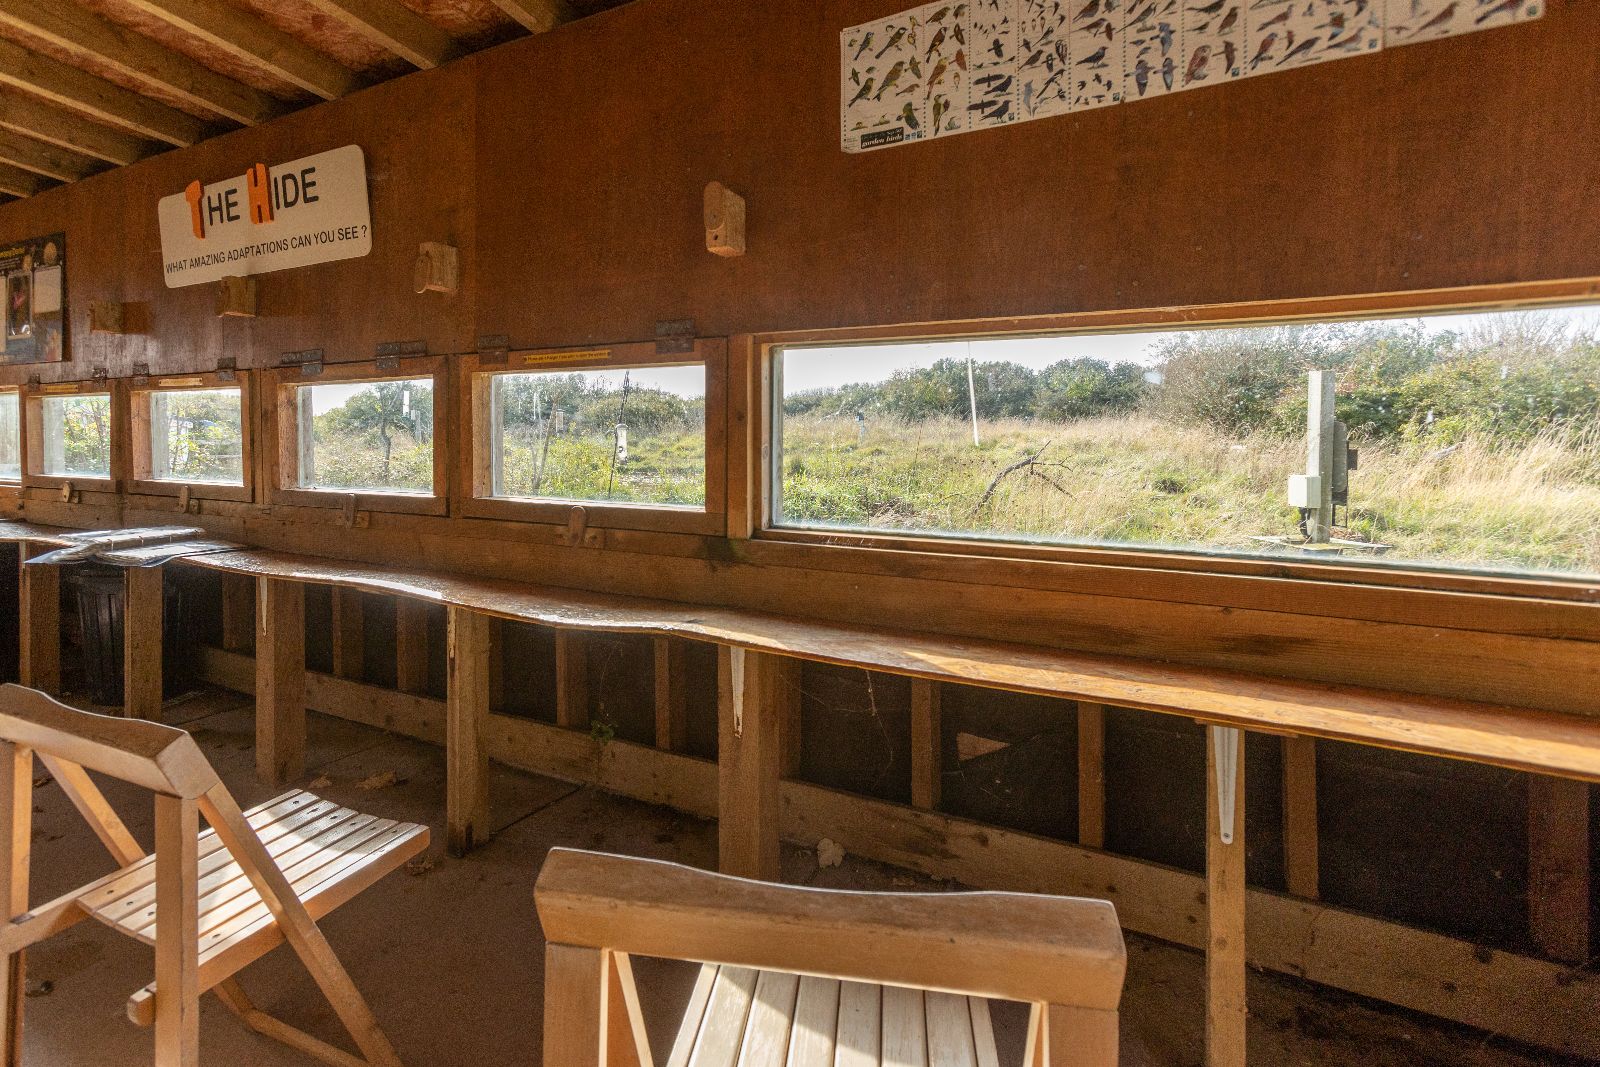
668;964;1002;1067
0;684;430;1067
535;849;1128;1067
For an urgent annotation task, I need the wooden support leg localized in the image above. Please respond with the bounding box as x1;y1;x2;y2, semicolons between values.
718;647;785;881
1206;725;1247;1067
395;599;430;696
330;589;364;682
1281;736;1319;899
447;606;491;856
18;545;59;694
124;567;165;722
910;680;942;811
607;953;651;1067
1041;1003;1119;1067
1077;702;1106;849
556;631;590;730
256;579;306;788
653;637;687;752
776;658;802;780
543;944;607;1067
489;619;505;714
153;794;199;1067
0;743;32;1067
1528;775;1591;964
221;573;255;655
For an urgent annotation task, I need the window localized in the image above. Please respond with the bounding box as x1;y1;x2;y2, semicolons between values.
462;341;726;534
486;365;707;507
772;305;1600;581
295;377;435;494
38;392;111;480
0;390;18;482
144;387;244;485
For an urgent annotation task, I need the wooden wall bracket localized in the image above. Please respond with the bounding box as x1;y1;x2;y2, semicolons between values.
216;276;257;318
413;242;460;295
704;181;746;258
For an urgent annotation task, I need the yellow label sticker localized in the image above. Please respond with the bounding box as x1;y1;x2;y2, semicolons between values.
41;383;79;394
156;377;206;388
517;349;611;367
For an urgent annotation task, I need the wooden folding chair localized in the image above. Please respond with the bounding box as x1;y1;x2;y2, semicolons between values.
0;683;430;1067
535;848;1128;1067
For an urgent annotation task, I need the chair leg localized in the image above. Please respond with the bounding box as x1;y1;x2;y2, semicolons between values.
213;976;375;1067
153;796;200;1067
0;743;32;1067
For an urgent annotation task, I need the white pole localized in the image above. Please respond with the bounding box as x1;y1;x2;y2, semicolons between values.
966;343;980;447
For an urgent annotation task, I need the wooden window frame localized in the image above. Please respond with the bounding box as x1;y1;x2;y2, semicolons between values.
456;339;727;536
749;278;1600;604
0;384;20;489
128;371;255;504
264;357;448;517
22;379;120;494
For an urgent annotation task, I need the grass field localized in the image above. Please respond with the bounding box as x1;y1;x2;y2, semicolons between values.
777;414;1600;576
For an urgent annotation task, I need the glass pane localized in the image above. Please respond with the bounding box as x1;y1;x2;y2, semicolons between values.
40;394;111;479
776;306;1600;580
298;379;435;495
148;388;244;485
488;365;706;508
0;392;18;481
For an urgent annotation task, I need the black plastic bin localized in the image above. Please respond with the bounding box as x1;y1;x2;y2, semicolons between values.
70;564;191;707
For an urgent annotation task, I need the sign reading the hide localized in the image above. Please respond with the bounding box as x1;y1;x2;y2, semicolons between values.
158;145;372;287
842;0;1541;152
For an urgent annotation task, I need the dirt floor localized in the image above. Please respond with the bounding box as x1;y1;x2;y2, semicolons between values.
13;687;1585;1066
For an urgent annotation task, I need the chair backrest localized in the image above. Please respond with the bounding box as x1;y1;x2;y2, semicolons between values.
536;847;1127;1009
0;683;218;798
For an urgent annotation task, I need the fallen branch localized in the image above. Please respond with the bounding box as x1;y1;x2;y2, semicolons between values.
972;441;1068;514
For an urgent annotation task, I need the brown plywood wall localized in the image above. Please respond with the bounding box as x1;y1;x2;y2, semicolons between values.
0;0;1595;378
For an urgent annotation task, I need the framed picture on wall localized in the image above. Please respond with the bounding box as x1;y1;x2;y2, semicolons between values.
0;232;65;364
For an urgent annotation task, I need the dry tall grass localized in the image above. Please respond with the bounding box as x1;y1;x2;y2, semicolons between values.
778;414;1600;576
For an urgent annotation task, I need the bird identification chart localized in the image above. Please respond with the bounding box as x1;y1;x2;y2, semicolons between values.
842;0;1542;152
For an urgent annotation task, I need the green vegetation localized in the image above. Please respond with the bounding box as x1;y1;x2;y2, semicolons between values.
780;317;1600;576
43;394;111;478
150;388;243;484
491;372;705;507
307;380;435;493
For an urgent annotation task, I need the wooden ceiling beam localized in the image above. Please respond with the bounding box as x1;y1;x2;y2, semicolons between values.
0;0;284;126
0;129;101;183
486;0;575;34
120;0;362;101
0;92;158;166
295;0;461;70
0;38;204;146
0;161;52;199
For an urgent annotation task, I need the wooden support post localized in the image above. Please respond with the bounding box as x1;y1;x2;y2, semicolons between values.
1528;776;1591;964
718;646;784;881
17;544;59;694
653;637;687;752
1077;702;1106;849
488;618;505;712
910;680;942;811
543;944;607;1067
556;631;590;730
124;567;165;722
220;573;254;655
255;579;305;788
446;606;491;856
153;794;200;1067
330;588;364;682
1281;736;1319;899
776;658;802;780
395;599;430;696
0;743;32;1067
1206;725;1247;1067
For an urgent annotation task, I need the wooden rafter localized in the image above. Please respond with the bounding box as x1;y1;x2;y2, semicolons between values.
0;161;49;199
0;0;284;126
0;129;100;183
119;0;362;102
295;0;461;70
0;92;156;166
0;37;204;146
487;0;575;34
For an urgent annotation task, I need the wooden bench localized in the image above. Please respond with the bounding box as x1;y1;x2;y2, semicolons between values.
534;848;1128;1067
0;683;430;1066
